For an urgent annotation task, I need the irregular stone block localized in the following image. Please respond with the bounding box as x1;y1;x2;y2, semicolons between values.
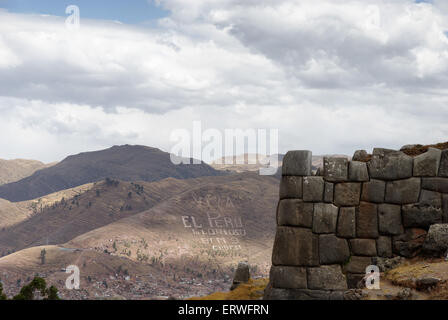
337;207;356;238
282;150;312;176
231;262;250;290
307;265;348;290
443;195;448;223
270;266;307;289
323;157;348;182
356;202;379;238
272;227;319;267
422;224;448;257
422;177;448;193
319;234;350;264
352;150;370;162
361;179;385;203
368;148;413;180
277;199;313;228
400;144;422;152
413;148;442;177
393;228;427;258
264;288;344;300
334;183;361;207
420;189;442;203
302;176;324;202
378;204;404;235
349;161;369;182
279;176;302;199
385;178;421;204
343;256;373;274
324;182;334;203
346;273;365;289
349;239;377;256
439;149;448;177
377;236;393;258
402;202;442;228
312;203;339;234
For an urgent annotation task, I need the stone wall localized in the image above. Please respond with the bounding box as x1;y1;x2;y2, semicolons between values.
265;147;448;300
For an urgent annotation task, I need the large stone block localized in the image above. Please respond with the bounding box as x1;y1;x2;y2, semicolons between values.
378;204;404;236
361;179;385;203
272;227;319;267
279;176;302;199
352;150;370;162
277;199;313;228
312;203;339;234
402;195;443;228
443;194;448;223
368;148;413;180
422;224;448;257
377;236;393;258
393;228;427;258
343;256;373;274
356;202;379;238
307;265;348;290
319;234;350;264
349;161;369;182
349;239;377;256
269;266;307;289
422;177;448;193
346;273;365;289
334;183;361;207
413;148;442;177
323;157;348;182
282;150;312;176
337;207;356;238
302;176;324;202
324;182;334;203
439;149;448;177
384;178;421;204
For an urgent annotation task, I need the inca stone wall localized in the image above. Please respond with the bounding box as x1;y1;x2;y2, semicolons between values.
264;147;448;300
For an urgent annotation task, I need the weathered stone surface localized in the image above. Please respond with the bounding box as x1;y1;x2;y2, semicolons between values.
279;176;302;199
352;150;370;162
269;266;307;289
312;203;339;234
346;273;365;289
307;265;348;290
385;178;421;204
356;202;379;238
323;157;348;182
368;148;413;180
415;277;441;291
319;234;350;264
422;224;448;257
400;144;422;152
420;189;442;203
393;228;427;258
264;288;344;300
378;204;404;235
302;176;324;202
422;177;448;193
324;182;334;203
372;256;405;272
337;207;356;238
282;150;312;176
349;239;377;256
231;262;250;290
343;256;373;274
414;148;442;177
439;150;448;177
376;236;393;258
349;161;369;182
334;183;361;207
443;194;448;223
277;199;313;228
272;227;319;266
361;179;385;203
402;201;442;228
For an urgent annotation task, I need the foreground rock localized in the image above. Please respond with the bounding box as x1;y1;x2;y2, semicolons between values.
230;262;250;290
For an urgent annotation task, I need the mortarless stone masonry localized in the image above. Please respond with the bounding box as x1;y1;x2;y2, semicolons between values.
265;148;448;300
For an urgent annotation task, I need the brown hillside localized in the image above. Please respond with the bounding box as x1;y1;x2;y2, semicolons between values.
0;159;54;185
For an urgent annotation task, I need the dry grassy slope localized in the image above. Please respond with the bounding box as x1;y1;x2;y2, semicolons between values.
66;172;279;275
0;145;222;202
0;159;54;185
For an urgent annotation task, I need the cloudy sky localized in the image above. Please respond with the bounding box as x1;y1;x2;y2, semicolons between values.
0;0;447;163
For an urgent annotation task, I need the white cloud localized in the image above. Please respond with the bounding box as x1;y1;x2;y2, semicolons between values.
0;1;447;162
